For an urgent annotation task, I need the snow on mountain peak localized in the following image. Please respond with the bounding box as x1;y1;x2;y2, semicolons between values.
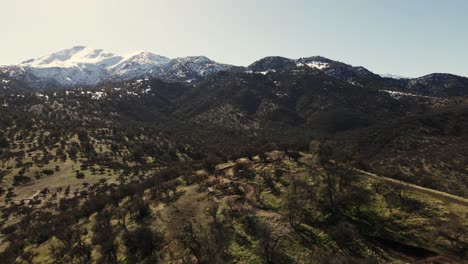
116;51;170;67
108;51;170;81
173;56;212;64
20;46;123;68
5;47;239;87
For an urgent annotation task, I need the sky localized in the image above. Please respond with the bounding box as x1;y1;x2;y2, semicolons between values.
1;0;468;77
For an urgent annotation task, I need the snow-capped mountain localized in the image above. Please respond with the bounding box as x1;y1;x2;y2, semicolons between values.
108;51;170;82
1;46;233;88
19;46;122;86
20;46;123;68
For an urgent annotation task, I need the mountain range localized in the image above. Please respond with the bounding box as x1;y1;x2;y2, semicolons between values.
0;46;235;89
1;46;467;97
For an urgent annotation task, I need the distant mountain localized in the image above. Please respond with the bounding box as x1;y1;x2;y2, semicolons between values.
19;46;123;87
155;56;239;83
405;73;468;97
0;65;61;91
0;47;466;97
247;56;297;72
0;46;234;88
247;56;381;83
20;46;125;69
106;51;170;82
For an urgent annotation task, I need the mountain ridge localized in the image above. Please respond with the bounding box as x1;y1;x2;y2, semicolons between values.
1;46;467;97
2;46;235;87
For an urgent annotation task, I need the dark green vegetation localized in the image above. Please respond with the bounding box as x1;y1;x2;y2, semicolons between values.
0;66;467;263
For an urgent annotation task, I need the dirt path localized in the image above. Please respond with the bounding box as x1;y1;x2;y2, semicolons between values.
300;153;468;207
26;190;41;200
340;163;468;207
10;190;41;203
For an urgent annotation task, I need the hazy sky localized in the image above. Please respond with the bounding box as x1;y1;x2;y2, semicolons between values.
2;0;467;77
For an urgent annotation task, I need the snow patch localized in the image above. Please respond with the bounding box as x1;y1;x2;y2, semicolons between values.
258;69;276;75
380;90;433;99
297;61;329;70
86;91;106;100
35;93;49;100
380;73;409;79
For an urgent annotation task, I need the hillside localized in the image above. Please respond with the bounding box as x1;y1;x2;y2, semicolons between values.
0;53;467;263
0;148;466;263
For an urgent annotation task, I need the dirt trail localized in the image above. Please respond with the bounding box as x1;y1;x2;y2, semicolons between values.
319;159;468;208
351;167;468;207
301;154;468;206
26;190;41;200
10;190;41;203
301;153;468;207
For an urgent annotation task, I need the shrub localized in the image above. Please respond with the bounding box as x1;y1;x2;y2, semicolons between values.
123;227;163;261
0;135;8;148
13;175;32;186
42;169;54;176
76;171;85;179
